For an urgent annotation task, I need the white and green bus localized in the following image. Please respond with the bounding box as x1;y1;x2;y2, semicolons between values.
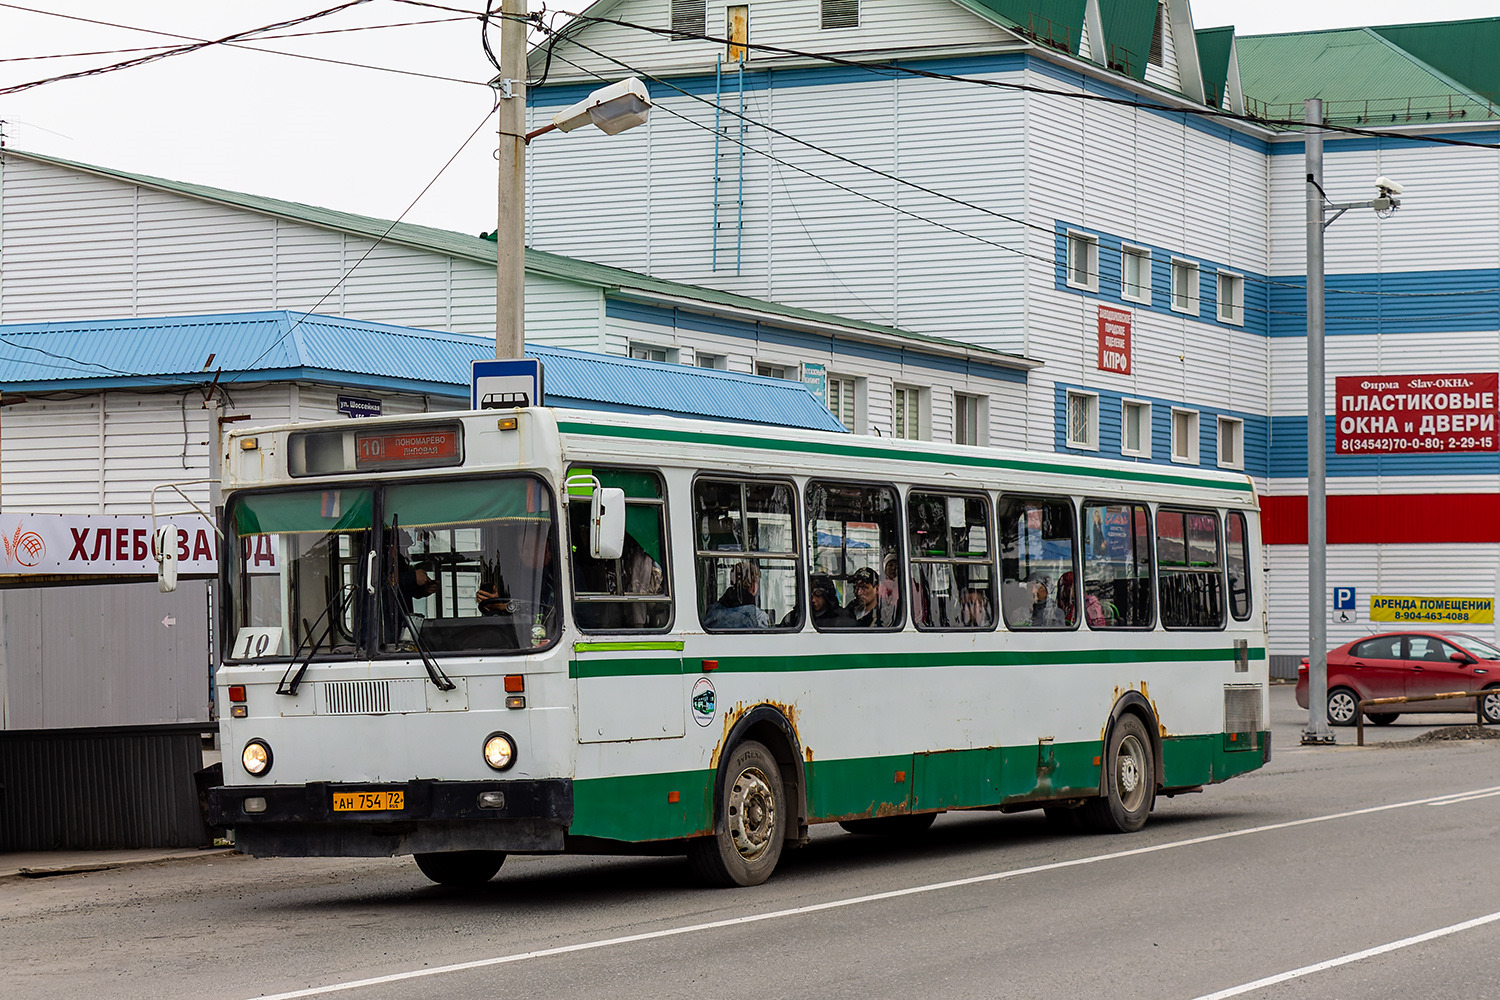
205;406;1269;887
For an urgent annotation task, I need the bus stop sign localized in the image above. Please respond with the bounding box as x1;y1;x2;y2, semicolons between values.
471;358;543;410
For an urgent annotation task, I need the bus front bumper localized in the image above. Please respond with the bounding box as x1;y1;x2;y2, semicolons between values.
206;778;573;858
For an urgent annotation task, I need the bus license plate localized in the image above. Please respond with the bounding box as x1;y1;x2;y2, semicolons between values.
332;790;404;812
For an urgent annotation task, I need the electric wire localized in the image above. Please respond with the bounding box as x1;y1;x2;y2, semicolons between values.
223;96;502;385
0;0;377;97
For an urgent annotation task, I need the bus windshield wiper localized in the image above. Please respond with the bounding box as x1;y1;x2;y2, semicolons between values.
277;580;352;696
387;516;455;692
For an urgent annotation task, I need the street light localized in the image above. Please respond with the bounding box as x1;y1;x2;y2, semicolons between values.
491;0;652;360
1302;97;1403;746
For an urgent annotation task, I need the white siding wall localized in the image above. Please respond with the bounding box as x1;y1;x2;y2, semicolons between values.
537;0;1017;83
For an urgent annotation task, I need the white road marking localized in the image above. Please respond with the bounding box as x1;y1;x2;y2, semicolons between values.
1188;910;1500;1000
248;783;1500;1000
1427;788;1500;806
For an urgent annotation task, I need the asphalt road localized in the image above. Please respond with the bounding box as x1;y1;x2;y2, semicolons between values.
5;685;1498;1000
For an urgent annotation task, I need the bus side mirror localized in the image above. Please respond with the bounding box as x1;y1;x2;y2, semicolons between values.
155;524;179;593
591;488;626;560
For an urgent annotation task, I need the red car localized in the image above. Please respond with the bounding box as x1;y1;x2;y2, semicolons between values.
1296;630;1500;726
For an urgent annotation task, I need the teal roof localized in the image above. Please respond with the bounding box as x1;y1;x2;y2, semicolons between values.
1372;18;1500;104
1194;27;1235;111
1236;25;1500;125
1097;0;1157;80
2;148;1032;372
965;0;1087;54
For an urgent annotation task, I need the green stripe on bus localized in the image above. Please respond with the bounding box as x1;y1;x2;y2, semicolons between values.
569;645;1267;679
565;732;1268;842
574;641;686;653
556;420;1254;494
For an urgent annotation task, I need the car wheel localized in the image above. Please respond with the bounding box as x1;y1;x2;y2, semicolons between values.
1081;714;1155;834
687;739;785;887
413;850;505;886
1368;712;1399;726
1480;687;1500;726
1326;687;1359;727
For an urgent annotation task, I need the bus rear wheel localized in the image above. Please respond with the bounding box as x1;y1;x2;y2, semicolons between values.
1082;714;1156;834
687;739;785;887
413;850;505;886
838;813;937;838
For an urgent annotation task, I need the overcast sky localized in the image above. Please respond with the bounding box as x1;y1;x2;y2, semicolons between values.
2;0;1496;236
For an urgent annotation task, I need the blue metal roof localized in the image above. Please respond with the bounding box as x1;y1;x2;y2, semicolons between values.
0;311;848;433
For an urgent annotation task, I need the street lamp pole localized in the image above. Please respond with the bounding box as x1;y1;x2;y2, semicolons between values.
494;0;528;360
1303;98;1333;744
1301;96;1402;745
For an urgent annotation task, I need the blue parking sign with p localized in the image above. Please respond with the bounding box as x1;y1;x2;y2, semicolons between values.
1333;587;1356;610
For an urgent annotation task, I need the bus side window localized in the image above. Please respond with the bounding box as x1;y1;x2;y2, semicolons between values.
694;478;800;631
1157;508;1225;629
567;468;671;632
908;491;993;630
1226;511;1252;621
805;480;904;630
997;495;1078;630
1081;501;1154;629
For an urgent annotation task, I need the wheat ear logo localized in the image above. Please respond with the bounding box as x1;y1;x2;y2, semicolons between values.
2;523;46;568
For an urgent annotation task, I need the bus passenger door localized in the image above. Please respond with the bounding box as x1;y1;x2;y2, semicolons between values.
573;641;686;742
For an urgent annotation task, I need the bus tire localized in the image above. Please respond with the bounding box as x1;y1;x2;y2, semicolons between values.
687;739;785;887
413;850;505;886
1082;714;1155;834
838;812;937;838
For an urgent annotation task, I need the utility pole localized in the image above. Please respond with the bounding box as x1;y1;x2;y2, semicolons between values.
494;0;527;360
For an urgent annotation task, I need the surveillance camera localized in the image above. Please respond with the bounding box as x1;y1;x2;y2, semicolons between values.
1374;176;1404;196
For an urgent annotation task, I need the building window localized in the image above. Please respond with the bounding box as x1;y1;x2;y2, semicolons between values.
1066;390;1099;450
828;376;857;431
1217;271;1244;325
1122;246;1151;304
1171;259;1199;315
893;385;922;440
756;361;795;380
1121;399;1151;457
954;393;985;445
695;352;726;370
1218;415;1244;469
630;342;674;363
821;0;859;29
671;0;706;38
1171;408;1199;464
1067;232;1098;292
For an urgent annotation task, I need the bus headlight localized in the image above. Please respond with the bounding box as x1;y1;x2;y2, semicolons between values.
241;739;273;776
483;732;516;771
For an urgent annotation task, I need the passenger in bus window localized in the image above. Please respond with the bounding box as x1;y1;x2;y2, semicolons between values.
959;584;993;627
703;560;770;630
878;550;902;624
1056;571;1104;628
800;574;846;627
846;566;881;626
1027;572;1067;628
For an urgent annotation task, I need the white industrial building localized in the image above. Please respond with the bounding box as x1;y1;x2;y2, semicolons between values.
524;0;1500;674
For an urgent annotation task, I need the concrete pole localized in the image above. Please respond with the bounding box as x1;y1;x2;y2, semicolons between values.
1303;97;1333;744
495;0;527;360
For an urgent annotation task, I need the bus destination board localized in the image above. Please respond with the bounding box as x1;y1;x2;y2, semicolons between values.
355;427;462;470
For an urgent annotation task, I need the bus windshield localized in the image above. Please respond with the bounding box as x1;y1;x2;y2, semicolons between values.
226;476;560;659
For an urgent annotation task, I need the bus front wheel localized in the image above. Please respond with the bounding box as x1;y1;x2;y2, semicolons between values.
687;739;785;887
1082;714;1156;834
413;850;505;886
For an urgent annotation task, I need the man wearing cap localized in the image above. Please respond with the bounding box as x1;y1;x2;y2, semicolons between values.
846;566;882;626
